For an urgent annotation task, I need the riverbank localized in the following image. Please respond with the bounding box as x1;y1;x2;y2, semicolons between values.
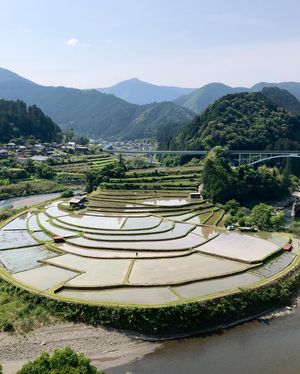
0;323;161;374
0;297;299;374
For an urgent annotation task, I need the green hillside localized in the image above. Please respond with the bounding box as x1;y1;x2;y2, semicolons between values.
174;83;248;113
0;99;61;143
261;87;300;116
0;68;194;139
167;92;300;150
175;81;300;115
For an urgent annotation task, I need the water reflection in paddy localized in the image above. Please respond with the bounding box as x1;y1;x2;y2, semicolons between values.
0;245;55;273
192;226;219;239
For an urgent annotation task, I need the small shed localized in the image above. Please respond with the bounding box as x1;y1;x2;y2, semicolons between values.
53;236;65;243
190;192;202;199
69;195;86;208
282;243;293;251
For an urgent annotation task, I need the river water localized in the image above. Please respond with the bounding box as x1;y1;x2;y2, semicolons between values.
110;308;300;374
0;192;61;210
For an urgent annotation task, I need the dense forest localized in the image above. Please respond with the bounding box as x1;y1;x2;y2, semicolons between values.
202;147;293;204
0;99;61;143
164;92;300;150
261;87;300;116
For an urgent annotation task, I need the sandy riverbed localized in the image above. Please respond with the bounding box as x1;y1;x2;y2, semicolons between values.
0;323;161;374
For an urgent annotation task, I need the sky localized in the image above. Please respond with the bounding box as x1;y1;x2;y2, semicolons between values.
0;0;300;88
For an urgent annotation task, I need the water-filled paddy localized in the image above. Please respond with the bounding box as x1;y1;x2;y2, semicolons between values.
46;254;131;286
52;217;175;235
58;214;126;230
173;273;261;299
84;221;194;241
31;230;53;242
251;252;296;278
0;230;37;249
1;191;296;308
13;265;77;291
197;232;280;263
0;245;55;273
3;212;31;230
44;202;68;218
142;198;190;206
121;216;161;230
27;214;41;231
38;213;78;237
68;232;206;250
58;286;179;304
129;254;250;285
55;242;191;259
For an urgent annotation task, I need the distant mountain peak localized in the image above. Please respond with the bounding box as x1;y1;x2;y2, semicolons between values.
97;78;195;105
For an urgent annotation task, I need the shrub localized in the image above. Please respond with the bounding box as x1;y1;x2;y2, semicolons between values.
61;189;74;198
17;347;104;374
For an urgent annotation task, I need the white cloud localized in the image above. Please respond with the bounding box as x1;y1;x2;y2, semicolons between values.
65;38;79;46
105;39;112;44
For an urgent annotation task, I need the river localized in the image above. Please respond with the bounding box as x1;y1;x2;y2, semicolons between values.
0;192;61;210
109;306;300;374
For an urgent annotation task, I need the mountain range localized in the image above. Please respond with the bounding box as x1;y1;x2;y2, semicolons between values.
98;78;300;114
175;82;300;113
165;91;300;151
0;68;194;139
1;67;300;141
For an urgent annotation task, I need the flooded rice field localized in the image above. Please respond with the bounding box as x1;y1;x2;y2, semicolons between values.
0;193;297;306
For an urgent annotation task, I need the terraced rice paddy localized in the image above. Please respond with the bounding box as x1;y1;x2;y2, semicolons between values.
0;190;298;307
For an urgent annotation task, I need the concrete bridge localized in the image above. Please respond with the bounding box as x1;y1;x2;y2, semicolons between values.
106;149;300;166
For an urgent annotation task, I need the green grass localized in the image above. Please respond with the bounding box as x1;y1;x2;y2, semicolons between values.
0;280;59;333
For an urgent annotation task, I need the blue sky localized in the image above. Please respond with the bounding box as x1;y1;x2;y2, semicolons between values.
0;0;300;88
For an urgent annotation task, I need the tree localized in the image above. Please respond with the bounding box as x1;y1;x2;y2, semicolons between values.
249;203;273;231
17;347;104;374
34;163;56;180
270;211;286;230
202;147;234;203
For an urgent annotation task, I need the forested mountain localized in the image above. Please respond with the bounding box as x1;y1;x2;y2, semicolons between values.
0;99;61;143
175;81;300;114
260;87;300;116
166;92;300;150
251;82;300;99
98;78;194;105
174;83;248;113
0;68;194;139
